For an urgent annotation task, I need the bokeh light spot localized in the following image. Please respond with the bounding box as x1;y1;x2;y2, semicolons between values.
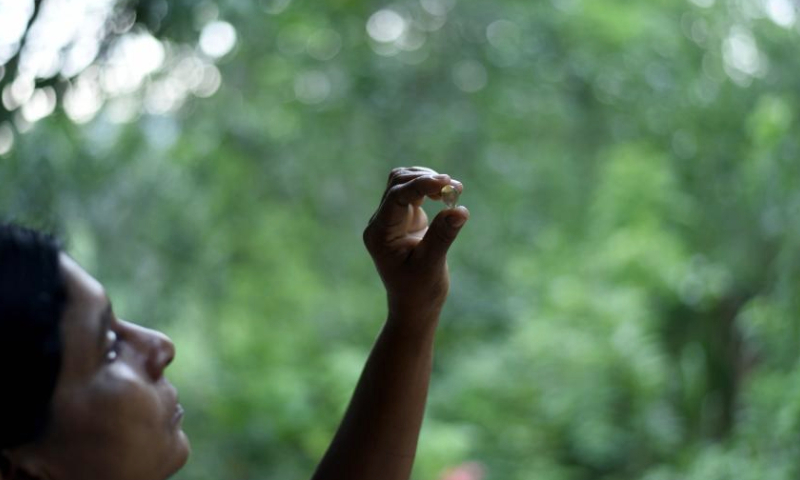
261;0;292;15
486;20;521;67
64;68;104;124
21;86;56;123
452;60;488;93
294;70;331;104
367;9;406;43
0;122;13;155
200;21;237;58
102;32;165;96
722;26;763;85
191;64;222;98
106;96;141;124
397;27;427;52
0;0;34;63
765;0;797;27
307;29;342;61
420;0;456;16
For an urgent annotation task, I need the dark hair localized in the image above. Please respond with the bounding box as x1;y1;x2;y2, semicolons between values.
0;223;67;450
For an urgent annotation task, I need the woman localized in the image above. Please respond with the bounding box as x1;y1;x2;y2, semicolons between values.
0;167;469;480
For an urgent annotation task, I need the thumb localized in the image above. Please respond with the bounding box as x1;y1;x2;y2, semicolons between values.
417;206;469;262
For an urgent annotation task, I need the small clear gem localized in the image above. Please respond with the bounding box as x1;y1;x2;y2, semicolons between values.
441;184;459;208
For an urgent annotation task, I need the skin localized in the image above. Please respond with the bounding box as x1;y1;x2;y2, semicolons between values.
1;166;469;480
2;254;190;480
312;167;469;480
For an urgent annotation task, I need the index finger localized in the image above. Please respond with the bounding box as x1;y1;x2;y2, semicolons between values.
386;166;440;188
372;174;453;228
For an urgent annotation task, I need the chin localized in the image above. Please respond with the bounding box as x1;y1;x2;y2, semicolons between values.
163;431;192;478
176;430;192;465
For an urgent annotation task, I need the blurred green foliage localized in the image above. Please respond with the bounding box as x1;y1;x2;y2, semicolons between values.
2;0;800;479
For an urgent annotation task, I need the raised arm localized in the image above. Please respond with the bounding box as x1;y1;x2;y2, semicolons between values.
311;167;470;480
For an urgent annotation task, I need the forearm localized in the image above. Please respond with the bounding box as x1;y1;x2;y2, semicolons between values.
312;166;468;480
311;313;438;480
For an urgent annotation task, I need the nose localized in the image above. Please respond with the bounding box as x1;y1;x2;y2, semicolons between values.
123;321;176;381
146;329;176;381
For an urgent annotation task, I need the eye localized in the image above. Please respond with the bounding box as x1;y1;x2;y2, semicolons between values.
105;330;120;362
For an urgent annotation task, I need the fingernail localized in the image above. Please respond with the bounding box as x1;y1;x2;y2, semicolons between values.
446;215;466;228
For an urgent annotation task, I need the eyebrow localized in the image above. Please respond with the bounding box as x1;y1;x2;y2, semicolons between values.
97;301;113;351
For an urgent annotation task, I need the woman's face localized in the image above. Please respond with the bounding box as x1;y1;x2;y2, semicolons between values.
11;255;190;479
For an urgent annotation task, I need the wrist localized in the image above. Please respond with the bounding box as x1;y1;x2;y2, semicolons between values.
385;306;442;342
387;293;443;319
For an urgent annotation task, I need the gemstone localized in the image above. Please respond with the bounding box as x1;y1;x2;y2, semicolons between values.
441;184;459;209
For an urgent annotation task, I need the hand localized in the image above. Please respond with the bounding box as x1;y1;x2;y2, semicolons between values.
363;167;469;329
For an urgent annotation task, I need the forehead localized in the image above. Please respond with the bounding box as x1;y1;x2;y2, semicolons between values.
58;254;107;371
60;254;105;306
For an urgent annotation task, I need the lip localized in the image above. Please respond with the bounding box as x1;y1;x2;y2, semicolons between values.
171;403;185;427
165;382;184;427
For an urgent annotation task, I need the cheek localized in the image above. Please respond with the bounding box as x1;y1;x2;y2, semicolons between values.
84;364;164;431
47;365;171;474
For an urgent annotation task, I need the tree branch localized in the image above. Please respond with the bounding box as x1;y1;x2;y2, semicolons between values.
0;0;45;126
